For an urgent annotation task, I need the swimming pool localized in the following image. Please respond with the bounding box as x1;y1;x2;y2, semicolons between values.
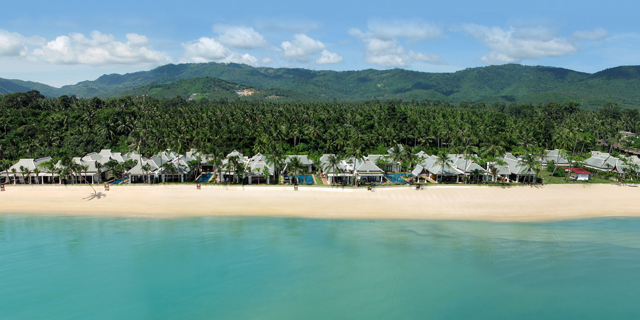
285;174;314;184
296;174;315;184
196;173;213;183
385;173;409;183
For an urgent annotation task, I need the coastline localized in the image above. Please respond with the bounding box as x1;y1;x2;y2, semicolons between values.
1;184;638;222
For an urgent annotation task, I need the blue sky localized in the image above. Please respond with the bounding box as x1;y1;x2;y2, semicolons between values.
1;0;638;87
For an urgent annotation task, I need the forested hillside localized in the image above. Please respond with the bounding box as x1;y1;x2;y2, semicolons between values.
123;77;314;101
2;63;640;109
0;90;638;167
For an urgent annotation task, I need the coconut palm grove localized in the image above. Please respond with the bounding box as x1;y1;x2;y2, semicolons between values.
1;90;639;185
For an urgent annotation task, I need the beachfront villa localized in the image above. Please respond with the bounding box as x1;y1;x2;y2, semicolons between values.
410;154;486;183
583;151;640;177
489;153;537;183
6;145;640;186
127;149;193;183
541;149;570;167
246;153;275;184
319;155;385;185
411;155;464;183
285;155;314;172
3;157;52;184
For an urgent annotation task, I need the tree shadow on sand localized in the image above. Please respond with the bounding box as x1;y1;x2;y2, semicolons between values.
83;192;107;201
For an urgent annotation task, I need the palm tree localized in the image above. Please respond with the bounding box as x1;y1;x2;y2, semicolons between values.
375;156;391;177
0;160;8;184
323;154;342;185
457;144;479;184
435;150;450;183
388;144;403;172
550;150;569;178
401;145;420;171
489;164;499;183
19;166;31;185
262;166;271;185
265;152;285;185
227;155;241;184
520;149;543;184
204;150;224;183
11;168;17;185
161;163;177;183
236;161;247;186
33;167;41;185
142;163;152;184
347;149;366;187
286;157;303;185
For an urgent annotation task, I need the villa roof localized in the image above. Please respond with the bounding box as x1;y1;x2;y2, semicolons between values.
355;159;383;173
569;167;592;175
8;157;52;172
286;155;314;166
541;149;570;165
427;162;464;175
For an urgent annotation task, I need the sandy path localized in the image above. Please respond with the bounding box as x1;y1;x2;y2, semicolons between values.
0;184;638;221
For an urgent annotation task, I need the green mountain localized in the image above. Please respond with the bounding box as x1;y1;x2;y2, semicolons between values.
123;76;314;101
2;63;640;108
0;78;60;96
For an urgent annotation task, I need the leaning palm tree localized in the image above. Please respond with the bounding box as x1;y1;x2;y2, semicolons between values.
1;160;10;184
79;164;97;194
206;153;223;183
94;162;104;184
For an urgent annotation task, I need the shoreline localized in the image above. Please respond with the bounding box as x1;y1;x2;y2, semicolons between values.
1;184;639;222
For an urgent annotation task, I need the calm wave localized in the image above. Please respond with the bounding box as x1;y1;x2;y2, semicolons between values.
1;215;639;319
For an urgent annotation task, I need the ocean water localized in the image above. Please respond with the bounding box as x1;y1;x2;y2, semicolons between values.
1;215;639;319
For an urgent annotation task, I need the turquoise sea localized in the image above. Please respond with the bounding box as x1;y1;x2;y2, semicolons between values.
1;215;639;319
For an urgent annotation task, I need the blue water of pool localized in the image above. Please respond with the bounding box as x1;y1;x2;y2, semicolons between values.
295;174;315;184
197;173;213;183
385;173;409;183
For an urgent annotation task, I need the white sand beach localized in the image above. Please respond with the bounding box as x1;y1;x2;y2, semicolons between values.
0;184;638;221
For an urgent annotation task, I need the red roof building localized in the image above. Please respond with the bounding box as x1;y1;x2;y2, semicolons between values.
569;168;591;175
560;167;592;180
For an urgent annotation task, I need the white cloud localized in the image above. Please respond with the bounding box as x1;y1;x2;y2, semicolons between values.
572;28;608;41
315;50;343;64
0;30;28;56
181;37;258;65
0;29;45;57
462;24;578;64
31;31;171;65
349;27;445;68
281;34;326;63
367;18;444;42
213;25;270;49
